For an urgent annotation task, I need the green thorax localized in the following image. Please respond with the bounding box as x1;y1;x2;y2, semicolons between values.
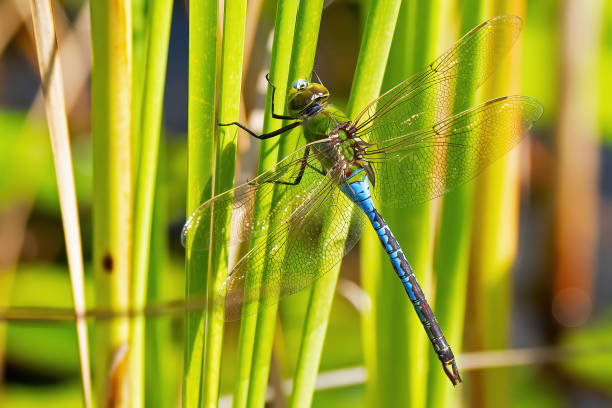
286;78;374;182
302;105;348;143
303;105;371;180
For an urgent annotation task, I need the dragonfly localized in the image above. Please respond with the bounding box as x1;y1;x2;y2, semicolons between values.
182;15;543;386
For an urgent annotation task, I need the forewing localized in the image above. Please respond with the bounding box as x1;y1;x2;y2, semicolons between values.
352;15;523;143
182;140;333;252
363;96;543;207
222;168;365;320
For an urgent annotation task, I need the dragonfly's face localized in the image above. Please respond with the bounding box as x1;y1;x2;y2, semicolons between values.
287;79;329;117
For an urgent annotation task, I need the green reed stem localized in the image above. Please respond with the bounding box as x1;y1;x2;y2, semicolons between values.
258;0;300;171
366;3;416;407
198;1;247;407
279;0;327;155
287;2;401;408
468;1;526;407
232;2;300;407
244;4;327;407
244;2;326;408
130;0;173;405
131;0;147;176
145;140;176;408
360;2;439;408
426;2;483;406
90;0;133;405
184;1;217;406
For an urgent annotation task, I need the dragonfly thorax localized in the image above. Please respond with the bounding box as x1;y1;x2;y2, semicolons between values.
327;123;376;185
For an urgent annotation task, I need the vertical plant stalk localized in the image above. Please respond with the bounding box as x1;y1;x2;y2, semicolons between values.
232;2;300;407
426;1;483;406
90;0;132;406
198;1;247;407
367;2;414;406
279;0;327;154
288;2;401;408
600;2;612;144
0;2;90;390
131;0;147;175
145;139;176;408
184;1;217;406
246;2;326;407
469;1;525;407
361;2;439;408
129;0;174;405
28;2;91;406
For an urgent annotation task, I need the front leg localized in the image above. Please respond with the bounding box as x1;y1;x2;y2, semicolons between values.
218;120;302;140
271;146;313;186
266;73;298;120
219;74;302;139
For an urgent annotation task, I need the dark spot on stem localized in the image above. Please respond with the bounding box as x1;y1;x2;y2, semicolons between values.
102;253;114;273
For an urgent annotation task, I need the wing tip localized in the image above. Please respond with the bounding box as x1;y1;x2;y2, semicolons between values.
483;95;544;122
489;14;523;28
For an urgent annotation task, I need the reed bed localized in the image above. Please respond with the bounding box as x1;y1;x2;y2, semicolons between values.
0;0;609;407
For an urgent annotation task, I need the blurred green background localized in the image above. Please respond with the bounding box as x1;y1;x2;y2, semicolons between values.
0;0;611;407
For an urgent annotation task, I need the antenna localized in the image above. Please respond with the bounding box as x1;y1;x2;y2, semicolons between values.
312;68;324;86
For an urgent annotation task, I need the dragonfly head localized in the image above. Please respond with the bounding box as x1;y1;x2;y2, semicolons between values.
287;78;329;118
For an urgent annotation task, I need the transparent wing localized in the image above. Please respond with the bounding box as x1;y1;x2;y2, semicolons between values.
363;96;543;207
182;140;334;251
352;15;523;143
181;141;365;321
222;168;365;320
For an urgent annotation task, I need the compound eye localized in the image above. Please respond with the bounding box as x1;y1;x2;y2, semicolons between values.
292;78;308;90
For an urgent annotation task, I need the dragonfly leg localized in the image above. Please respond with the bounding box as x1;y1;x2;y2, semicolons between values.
218;120;302;140
270;146;312;186
306;162;326;176
266;73;298;120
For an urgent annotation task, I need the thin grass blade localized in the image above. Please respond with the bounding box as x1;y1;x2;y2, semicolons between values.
130;0;173;404
29;0;91;405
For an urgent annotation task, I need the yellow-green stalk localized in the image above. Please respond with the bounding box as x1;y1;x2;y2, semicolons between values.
90;0;133;405
362;1;441;407
288;1;402;407
145;140;176;407
184;1;217;406
426;1;483;406
199;1;247;407
130;0;173;405
232;2;300;407
245;2;326;407
468;1;526;407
